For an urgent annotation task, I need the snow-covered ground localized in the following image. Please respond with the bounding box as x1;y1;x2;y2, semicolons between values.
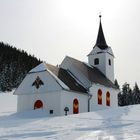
0;92;140;140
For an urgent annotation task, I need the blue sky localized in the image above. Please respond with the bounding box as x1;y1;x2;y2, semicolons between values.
0;0;140;87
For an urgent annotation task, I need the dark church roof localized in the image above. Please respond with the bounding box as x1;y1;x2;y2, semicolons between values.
46;63;88;93
95;15;109;50
63;56;118;89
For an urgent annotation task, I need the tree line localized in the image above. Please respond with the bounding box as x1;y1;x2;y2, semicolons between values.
118;82;140;106
0;42;41;91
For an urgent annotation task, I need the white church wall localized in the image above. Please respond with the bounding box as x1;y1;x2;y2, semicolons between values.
60;56;71;69
17;92;62;116
89;84;119;111
17;90;88;116
14;71;62;95
43;92;61;116
17;94;34;112
60;90;88;115
105;53;114;83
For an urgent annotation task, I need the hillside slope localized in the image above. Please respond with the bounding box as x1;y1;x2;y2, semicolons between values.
0;42;41;91
0;92;140;140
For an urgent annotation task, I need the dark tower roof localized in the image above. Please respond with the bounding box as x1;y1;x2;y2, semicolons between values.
95;15;109;50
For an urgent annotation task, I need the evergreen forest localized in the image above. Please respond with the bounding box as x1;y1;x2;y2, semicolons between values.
0;42;41;91
118;82;140;106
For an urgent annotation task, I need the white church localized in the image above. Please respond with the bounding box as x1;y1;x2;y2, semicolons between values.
14;16;120;116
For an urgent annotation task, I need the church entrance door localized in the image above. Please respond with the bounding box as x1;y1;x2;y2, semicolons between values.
34;100;43;109
73;98;79;114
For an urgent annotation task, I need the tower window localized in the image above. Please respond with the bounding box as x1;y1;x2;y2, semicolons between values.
94;58;99;65
109;59;111;66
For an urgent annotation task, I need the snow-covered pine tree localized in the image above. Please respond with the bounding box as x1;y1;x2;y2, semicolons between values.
114;79;120;89
133;83;140;104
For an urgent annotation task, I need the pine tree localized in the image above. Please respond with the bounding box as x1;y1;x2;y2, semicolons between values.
118;91;123;106
120;83;132;106
133;83;140;104
114;79;120;89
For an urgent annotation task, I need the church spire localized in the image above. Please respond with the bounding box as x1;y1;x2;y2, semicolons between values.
95;15;108;50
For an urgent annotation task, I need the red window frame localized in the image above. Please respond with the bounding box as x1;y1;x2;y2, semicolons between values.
98;89;102;105
106;92;110;106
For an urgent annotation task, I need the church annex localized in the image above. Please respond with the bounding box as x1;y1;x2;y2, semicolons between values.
14;16;120;116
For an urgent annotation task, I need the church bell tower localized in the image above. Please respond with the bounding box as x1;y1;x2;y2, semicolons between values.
88;15;115;83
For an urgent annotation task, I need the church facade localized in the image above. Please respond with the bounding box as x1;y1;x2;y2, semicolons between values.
14;16;120;116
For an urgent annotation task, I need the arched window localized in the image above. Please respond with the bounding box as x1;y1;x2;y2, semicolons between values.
34;100;43;109
98;89;102;105
73;98;79;114
94;58;99;65
106;92;110;106
109;59;111;66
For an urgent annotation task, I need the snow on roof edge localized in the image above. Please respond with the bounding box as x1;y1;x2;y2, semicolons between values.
29;62;47;73
46;68;70;90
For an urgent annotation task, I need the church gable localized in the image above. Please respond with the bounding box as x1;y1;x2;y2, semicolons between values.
14;67;67;95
